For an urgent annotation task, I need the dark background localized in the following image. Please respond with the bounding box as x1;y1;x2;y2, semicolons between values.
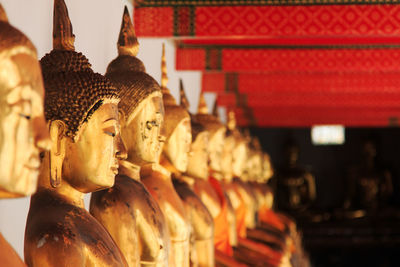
250;127;400;266
250;127;400;209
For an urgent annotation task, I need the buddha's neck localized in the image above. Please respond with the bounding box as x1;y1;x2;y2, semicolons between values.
180;175;195;186
140;162;171;178
37;157;84;208
159;154;179;176
119;160;141;180
210;169;223;180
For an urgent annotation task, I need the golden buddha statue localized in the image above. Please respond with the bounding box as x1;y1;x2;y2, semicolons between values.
0;4;51;266
24;1;128;266
140;45;191;267
89;7;169;267
191;99;252;267
218;113;287;267
174;80;215;267
275;139;316;216
344;138;393;216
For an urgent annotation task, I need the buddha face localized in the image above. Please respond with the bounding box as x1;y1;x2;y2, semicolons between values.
248;152;263;182
165;118;192;172
220;135;235;181
123;94;164;165
261;154;274;182
187;131;209;179
0;52;50;197
232;140;247;177
285;144;299;166
63;102;126;192
208;127;226;172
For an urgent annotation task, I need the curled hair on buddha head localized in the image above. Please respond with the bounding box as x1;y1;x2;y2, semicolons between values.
41;0;118;139
106;6;161;121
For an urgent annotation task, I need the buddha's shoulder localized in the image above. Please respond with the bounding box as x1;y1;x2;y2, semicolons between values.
92;174;151;204
27;191;113;246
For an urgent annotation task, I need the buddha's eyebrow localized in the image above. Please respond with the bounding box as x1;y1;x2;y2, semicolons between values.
103;118;117;123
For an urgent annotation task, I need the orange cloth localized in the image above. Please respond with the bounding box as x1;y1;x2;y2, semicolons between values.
238;237;283;265
235;195;247;239
209;176;233;256
258;205;286;232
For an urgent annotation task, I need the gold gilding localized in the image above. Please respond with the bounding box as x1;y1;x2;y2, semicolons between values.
197;92;209;115
53;0;75;51
179;79;190;110
150;47;193;267
117;6;139;57
194;95;225;173
161;43;168;89
0;4;50;198
0;5;8;22
160;45;190;146
0;4;50;266
25;1;128;266
177;82;215;267
90;7;169;267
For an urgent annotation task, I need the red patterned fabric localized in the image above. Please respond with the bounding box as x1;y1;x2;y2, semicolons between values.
135;7;173;36
202;72;225;93
206;72;400;94
177;47;400;72
136;5;400;40
195;5;400;38
252;107;400;126
223;48;400;72
176;47;206;70
238;72;400;94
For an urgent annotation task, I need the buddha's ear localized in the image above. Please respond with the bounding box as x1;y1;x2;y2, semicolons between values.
118;110;126;128
49;120;66;188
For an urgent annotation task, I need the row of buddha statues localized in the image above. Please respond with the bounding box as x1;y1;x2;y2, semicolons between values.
0;1;311;266
274;137;395;222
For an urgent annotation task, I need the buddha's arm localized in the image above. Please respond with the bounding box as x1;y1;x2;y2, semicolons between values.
184;194;214;267
382;170;393;198
25;237;85;267
89;202;139;266
136;210;168;264
304;173;316;201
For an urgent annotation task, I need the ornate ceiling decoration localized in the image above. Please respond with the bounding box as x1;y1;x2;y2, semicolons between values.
134;2;400;127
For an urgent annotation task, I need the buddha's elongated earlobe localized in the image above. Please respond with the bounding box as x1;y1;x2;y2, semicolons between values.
49;120;66;188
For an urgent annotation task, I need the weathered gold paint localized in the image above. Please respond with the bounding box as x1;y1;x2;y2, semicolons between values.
90;7;170;267
0;3;50;265
24;1;128;266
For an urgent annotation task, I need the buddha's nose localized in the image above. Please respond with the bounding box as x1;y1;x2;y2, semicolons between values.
33;116;51;152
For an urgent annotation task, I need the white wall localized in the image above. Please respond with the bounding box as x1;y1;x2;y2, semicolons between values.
0;0;204;258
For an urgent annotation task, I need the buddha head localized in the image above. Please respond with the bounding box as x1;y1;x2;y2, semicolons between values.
0;5;50;197
180;81;208;179
160;51;191;172
261;153;274;183
220;130;235;181
246;137;263;182
106;7;163;167
40;0;126;192
284;138;299;167
362;137;377;163
195;95;225;174
226;111;247;178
